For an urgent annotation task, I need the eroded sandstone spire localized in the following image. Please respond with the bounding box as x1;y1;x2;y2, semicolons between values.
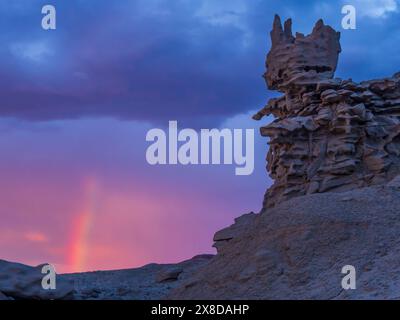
264;15;341;92
255;15;400;208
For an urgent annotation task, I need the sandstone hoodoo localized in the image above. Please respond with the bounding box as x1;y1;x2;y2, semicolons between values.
254;15;400;208
169;15;400;300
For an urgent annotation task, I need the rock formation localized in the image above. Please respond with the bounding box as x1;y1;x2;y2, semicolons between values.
254;15;400;208
168;15;400;300
170;177;400;299
0;260;74;300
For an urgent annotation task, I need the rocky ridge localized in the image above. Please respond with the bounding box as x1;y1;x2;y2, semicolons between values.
0;255;212;300
170;176;400;299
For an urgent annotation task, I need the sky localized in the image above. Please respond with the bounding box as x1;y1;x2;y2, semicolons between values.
1;0;400;273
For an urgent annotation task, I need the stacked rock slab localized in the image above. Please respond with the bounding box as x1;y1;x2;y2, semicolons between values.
254;15;400;208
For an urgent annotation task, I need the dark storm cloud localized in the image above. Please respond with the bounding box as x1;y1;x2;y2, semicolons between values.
0;0;399;124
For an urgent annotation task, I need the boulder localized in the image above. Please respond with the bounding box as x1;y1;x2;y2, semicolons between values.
0;260;75;300
156;267;183;283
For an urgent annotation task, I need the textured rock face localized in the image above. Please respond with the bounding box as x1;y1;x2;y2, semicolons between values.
254;16;400;208
265;15;341;91
0;260;74;300
170;178;400;299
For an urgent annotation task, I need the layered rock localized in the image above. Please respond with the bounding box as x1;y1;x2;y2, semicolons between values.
254;15;400;208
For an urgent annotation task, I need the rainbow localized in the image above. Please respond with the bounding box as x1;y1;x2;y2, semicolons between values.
67;176;98;272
